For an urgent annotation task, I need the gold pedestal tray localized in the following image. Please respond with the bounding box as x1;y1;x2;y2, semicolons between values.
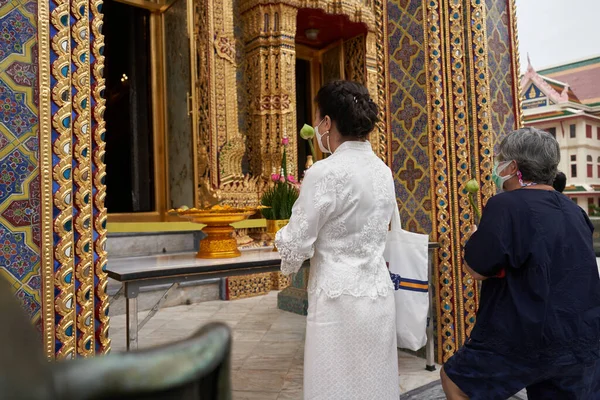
266;219;289;252
170;206;257;259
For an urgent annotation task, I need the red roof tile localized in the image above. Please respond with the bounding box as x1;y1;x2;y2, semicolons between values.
545;63;600;104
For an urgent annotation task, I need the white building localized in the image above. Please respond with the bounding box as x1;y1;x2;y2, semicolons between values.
521;56;600;213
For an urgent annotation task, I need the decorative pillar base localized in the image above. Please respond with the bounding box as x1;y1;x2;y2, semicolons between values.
270;272;290;290
277;267;309;316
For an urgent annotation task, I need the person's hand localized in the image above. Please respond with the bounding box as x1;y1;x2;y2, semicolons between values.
466;225;477;241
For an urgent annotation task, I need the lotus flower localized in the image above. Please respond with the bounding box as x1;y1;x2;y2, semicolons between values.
287;175;298;184
466;179;479;194
300;124;318;161
271;173;281;182
300;124;315;140
466;179;481;223
282;136;289;146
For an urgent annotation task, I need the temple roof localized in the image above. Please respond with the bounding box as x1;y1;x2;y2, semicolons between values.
521;55;600;120
538;56;600;105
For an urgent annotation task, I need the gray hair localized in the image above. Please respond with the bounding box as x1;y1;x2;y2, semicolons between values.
497;127;560;185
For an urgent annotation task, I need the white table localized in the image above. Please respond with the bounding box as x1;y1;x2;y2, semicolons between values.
106;249;284;350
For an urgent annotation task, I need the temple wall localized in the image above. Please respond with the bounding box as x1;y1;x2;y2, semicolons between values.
386;0;522;362
0;1;43;331
486;0;521;142
1;0;522;363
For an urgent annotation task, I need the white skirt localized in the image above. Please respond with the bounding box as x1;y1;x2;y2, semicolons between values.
303;290;399;400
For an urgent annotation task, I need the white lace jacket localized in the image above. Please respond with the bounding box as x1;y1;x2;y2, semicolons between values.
275;140;396;299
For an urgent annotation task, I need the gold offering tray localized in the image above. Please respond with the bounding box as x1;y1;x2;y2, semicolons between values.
170;206;259;259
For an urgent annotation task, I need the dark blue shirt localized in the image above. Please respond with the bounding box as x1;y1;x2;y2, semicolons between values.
465;189;600;364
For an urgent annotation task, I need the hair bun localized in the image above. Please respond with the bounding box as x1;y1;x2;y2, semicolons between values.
316;80;379;140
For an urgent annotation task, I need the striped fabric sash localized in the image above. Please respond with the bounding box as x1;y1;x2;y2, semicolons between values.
389;272;428;293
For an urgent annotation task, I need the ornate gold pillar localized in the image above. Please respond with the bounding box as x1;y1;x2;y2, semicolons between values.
194;0;246;207
241;3;299;179
365;32;386;160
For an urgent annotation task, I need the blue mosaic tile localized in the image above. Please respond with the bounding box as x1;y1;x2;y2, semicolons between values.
0;8;35;63
0;79;37;139
0;223;39;282
14;285;41;321
0;146;36;204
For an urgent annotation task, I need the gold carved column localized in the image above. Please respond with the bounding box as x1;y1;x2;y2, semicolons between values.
365;32;386;160
241;3;299;179
194;0;247;207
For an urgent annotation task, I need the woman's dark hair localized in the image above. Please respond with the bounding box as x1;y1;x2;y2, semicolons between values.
315;80;379;139
553;171;566;193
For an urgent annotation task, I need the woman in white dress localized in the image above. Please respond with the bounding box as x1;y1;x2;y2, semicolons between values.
275;80;399;399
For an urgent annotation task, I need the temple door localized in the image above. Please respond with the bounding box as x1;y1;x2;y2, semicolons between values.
164;0;197;209
321;41;344;83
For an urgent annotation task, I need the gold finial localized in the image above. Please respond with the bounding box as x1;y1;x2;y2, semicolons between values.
305;155;314;170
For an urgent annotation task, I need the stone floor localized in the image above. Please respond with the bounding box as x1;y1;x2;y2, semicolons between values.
110;292;440;399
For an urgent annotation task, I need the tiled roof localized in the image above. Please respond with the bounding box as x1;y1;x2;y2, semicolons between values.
543;78;580;103
539;56;600;104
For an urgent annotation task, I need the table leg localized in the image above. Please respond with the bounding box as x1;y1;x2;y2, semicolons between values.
425;310;435;371
125;282;139;351
425;250;436;371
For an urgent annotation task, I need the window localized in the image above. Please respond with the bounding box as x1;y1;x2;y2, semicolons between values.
597;164;600;178
587;124;593;138
570;124;577;138
597;126;600;140
571;155;577;162
587;155;593;162
547;127;556;138
588;164;593;178
589;198;595;214
571;164;578;178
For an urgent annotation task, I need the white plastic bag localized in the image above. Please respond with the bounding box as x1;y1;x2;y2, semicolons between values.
384;205;429;351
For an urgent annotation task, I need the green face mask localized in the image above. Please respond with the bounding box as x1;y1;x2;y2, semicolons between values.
492;161;514;192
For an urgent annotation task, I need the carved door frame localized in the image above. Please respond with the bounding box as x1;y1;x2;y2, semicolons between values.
195;0;389;207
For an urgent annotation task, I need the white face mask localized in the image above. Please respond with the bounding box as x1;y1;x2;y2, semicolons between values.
492;160;515;193
315;118;331;154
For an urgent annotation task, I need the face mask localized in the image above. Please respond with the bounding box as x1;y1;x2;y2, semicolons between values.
315;118;331;154
492;161;515;192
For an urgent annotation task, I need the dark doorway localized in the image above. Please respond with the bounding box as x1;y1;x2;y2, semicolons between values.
103;0;155;213
296;58;312;178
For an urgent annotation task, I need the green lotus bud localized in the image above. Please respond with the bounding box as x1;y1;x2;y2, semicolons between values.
466;179;480;194
300;124;315;140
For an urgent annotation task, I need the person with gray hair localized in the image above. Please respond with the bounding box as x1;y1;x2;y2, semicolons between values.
441;127;600;399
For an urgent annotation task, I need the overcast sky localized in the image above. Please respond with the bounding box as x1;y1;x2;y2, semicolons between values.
516;0;599;71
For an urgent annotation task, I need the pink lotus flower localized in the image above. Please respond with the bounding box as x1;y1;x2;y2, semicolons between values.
287;175;297;184
282;137;289;146
279;176;286;183
271;173;281;182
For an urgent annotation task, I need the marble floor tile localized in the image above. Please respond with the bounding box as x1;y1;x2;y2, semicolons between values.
282;371;303;391
233;329;269;342
277;389;303;400
250;341;301;358
400;371;441;394
241;354;295;371
233;391;280;400
232;369;287;392
234;320;274;331
262;330;305;343
108;291;441;395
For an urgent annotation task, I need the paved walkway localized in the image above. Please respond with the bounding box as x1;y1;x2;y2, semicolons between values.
110;292;440;399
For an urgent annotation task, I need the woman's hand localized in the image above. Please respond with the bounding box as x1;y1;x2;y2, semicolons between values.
466;225;478;241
